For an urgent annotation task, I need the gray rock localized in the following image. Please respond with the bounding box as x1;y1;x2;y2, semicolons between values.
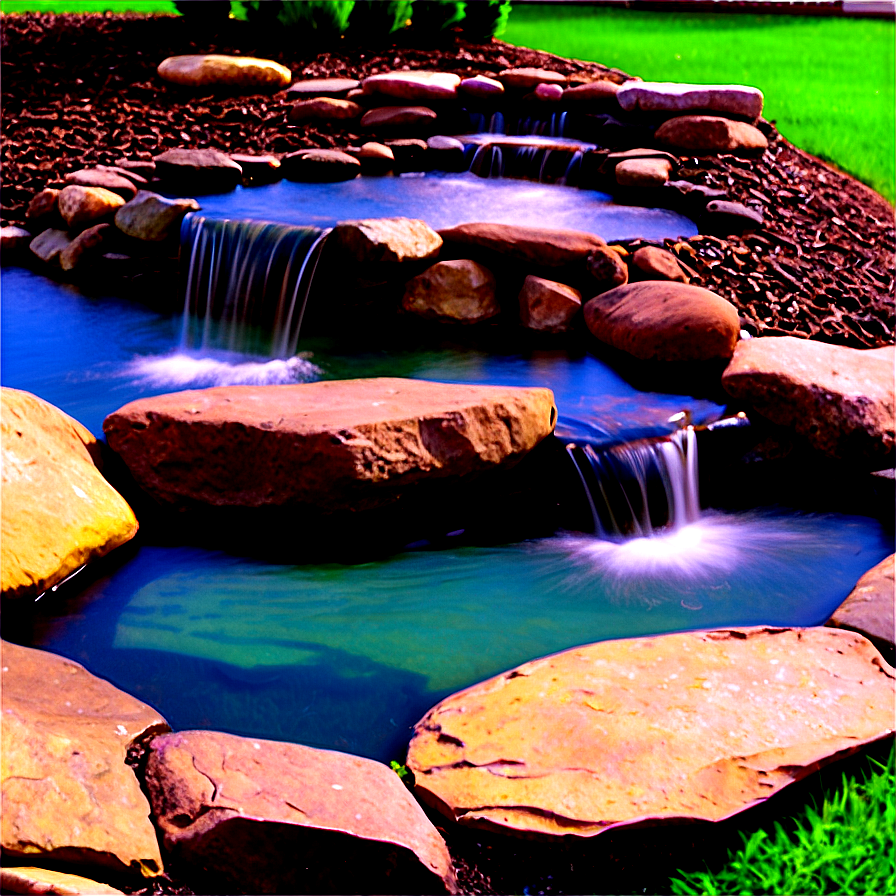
827;555;895;654
153;149;243;195
281;149;361;183
114;191;200;242
64;168;138;201
702;200;764;234
1;225;33;258
29;228;72;264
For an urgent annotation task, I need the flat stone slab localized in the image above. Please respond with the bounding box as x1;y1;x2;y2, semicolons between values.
497;68;568;90
1;388;139;599
827;555;895;651
360;105;438;130
408;627;895;839
0;867;124;895
1;642;169;876
145;729;457;894
103;379;556;512
721;336;895;468
331;216;442;264
617;81;763;119
361;71;460;102
287;77;360;98
153;148;243;194
157;55;291;91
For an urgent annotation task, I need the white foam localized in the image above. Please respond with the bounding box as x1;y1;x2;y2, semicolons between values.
125;352;322;388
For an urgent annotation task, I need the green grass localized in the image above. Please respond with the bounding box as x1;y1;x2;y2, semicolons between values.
0;0;181;12
669;743;896;896
503;4;895;203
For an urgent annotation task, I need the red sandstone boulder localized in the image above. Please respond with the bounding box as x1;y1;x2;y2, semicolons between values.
1;642;168;877
584;281;739;362
407;627;895;838
656;115;768;155
103;379;556;512
827;555;895;652
721;337;895;468
58;185;125;231
402;259;499;323
144;730;457;894
518;275;582;333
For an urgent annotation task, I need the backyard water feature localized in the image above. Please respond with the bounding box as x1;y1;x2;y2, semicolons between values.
1;22;894;896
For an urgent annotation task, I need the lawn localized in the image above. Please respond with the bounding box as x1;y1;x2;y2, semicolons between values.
503;3;896;202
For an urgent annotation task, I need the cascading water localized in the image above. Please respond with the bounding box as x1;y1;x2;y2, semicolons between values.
462;136;594;185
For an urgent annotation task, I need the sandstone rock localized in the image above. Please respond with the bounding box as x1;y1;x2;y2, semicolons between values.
615;157;672;188
585;245;629;291
1;641;168;875
153;149;243;194
721;337;895;468
281;149;361;183
229;153;282;184
157;54;291;92
361;105;438;131
617;81;764;120
827;555;895;652
518;275;582;333
1;389;139;599
562;80;621;104
29;228;72;265
287;77;360;98
438;222;606;268
584;281;740;363
498;68;567;90
702;199;764;234
332;217;442;264
407;627;895;838
144;730;457;895
58;186;125;231
115;158;156;179
26;188;61;227
362;71;460;102
288;97;362;123
351;142;395;176
103;379;556;512
534;83;563;101
59;223;110;272
63;168;137;201
631;246;689;282
1;225;34;257
458;75;504;98
0;867;124;895
95;164;149;188
656;115;768;155
402;259;499;323
114;191;200;242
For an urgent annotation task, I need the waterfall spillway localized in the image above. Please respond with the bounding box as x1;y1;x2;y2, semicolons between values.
179;215;329;358
461;134;595;186
566;427;700;539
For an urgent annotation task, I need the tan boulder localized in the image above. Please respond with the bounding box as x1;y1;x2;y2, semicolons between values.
287;97;362;123
360;105;438;130
103;378;556;512
63;168;137;201
351;141;396;176
361;70;461;102
157;54;291;91
631;245;689;282
29;228;72;265
1;642;168;876
26;188;61;226
827;555;895;652
562;80;621;104
518;275;582;333
114;191;200;242
403;260;499;323
0;867;124;895
332;216;442;264
584;281;739;362
408;627;895;838
585;245;629;291
656;115;768;155
58;186;125;231
59;223;110;272
617;81;764;119
498;68;568;90
458;75;504;98
721;337;895;468
145;730;456;894
615;157;673;187
1;388;139;599
438;222;606;268
229;153;282;184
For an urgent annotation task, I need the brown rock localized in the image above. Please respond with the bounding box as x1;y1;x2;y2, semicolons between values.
0;867;124;895
114;191;200;242
631;245;689;282
518;275;582;333
1;641;168;876
115;158;156;179
458;75;504;99
350;142;395;176
64;168;137;201
59;223;110;272
29;228;72;265
562;80;621;104
25;188;61;226
827;555;895;652
103;378;556;512
617;82;764;120
584;281;740;362
288;97;362;123
498;68;568;90
402;259;499;323
408;627;895;838
438;222;606;268
362;70;460;102
721;337;895;468
230;153;282;184
607;147;679;168
287;77;360;98
145;729;457;894
585;246;629;291
332;217;442;264
281;149;361;183
615;157;673;188
1;389;139;598
1;224;35;257
361;105;438;131
157;54;291;91
656;115;768;155
95;164;149;188
534;83;563;102
57;186;125;231
153;149;243;194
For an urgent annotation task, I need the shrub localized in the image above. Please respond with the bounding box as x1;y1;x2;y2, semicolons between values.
347;0;414;40
410;0;466;39
239;1;355;37
461;0;511;41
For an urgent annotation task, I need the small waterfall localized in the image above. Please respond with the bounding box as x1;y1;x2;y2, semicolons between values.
179;215;329;358
566;427;700;539
469;143;505;178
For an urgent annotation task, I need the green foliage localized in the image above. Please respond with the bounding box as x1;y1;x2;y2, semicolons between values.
347;0;413;40
670;744;896;896
0;1;181;12
390;760;416;788
410;0;465;38
277;0;355;35
237;0;282;24
461;0;511;41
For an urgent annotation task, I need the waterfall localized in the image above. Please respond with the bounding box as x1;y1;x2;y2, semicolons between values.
179;215;329;358
566;427;700;539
